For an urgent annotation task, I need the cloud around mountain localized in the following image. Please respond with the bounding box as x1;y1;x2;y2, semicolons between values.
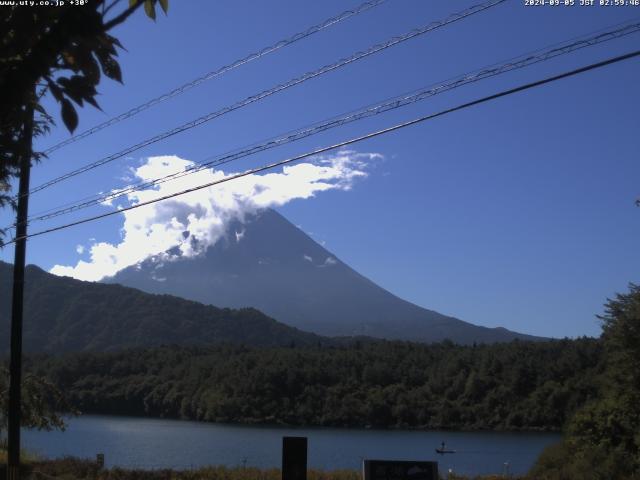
50;150;380;281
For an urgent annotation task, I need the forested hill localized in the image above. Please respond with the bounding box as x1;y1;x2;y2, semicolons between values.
28;338;603;431
0;262;328;353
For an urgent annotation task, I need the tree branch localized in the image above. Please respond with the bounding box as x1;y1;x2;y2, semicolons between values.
103;2;144;31
103;0;124;16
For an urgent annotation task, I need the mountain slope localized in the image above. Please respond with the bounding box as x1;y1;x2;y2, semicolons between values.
0;261;328;354
109;209;541;344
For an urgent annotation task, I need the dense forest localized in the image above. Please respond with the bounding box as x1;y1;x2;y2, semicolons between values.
25;337;602;432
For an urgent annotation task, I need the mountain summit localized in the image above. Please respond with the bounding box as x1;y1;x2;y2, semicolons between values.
109;209;540;344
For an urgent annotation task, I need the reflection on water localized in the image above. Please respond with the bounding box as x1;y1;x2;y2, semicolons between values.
22;415;560;477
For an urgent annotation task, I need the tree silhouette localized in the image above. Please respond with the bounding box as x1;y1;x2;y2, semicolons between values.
0;0;167;237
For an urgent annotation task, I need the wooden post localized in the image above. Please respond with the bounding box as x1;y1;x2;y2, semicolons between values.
282;437;307;480
7;88;35;480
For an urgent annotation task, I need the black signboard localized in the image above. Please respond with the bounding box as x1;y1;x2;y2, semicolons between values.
363;460;438;480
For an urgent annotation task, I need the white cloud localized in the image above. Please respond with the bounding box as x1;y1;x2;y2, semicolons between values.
303;254;313;262
50;150;379;282
235;230;245;242
76;245;85;254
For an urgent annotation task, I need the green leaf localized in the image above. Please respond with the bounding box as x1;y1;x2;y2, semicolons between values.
61;98;78;133
34;103;47;115
72;47;101;84
144;0;156;20
57;77;82;106
84;94;102;111
47;80;64;102
159;0;169;14
58;75;100;109
97;35;118;56
98;56;123;83
107;34;125;51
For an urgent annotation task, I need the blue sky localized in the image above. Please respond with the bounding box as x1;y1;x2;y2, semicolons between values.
2;0;639;338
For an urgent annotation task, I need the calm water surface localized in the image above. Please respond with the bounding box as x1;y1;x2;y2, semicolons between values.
22;415;559;477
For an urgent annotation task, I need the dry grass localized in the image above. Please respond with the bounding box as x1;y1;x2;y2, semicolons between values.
0;456;525;480
0;447;41;464
11;458;361;480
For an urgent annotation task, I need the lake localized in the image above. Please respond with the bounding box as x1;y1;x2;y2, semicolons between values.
22;415;560;477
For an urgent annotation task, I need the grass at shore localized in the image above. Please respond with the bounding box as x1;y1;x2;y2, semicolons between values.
0;447;41;465
0;457;524;480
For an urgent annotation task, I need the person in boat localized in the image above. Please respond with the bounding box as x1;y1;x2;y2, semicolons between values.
437;442;455;454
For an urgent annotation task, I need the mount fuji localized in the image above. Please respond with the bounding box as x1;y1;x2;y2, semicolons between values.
108;209;541;344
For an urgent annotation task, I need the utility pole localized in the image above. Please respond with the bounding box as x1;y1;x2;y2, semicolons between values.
7;87;35;480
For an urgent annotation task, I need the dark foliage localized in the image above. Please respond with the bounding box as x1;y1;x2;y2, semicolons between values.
0;0;166;238
27;338;602;431
0;365;77;436
530;284;640;479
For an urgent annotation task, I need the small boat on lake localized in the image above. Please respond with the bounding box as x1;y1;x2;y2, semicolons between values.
436;442;456;454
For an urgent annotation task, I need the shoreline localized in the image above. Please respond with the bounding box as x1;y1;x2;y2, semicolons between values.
60;411;563;435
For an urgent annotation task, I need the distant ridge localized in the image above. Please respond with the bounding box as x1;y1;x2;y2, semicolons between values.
109;209;543;344
0;261;329;354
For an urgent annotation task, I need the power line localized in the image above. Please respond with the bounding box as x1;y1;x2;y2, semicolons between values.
5;48;638;246
41;0;389;155
19;20;640;226
23;0;506;198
